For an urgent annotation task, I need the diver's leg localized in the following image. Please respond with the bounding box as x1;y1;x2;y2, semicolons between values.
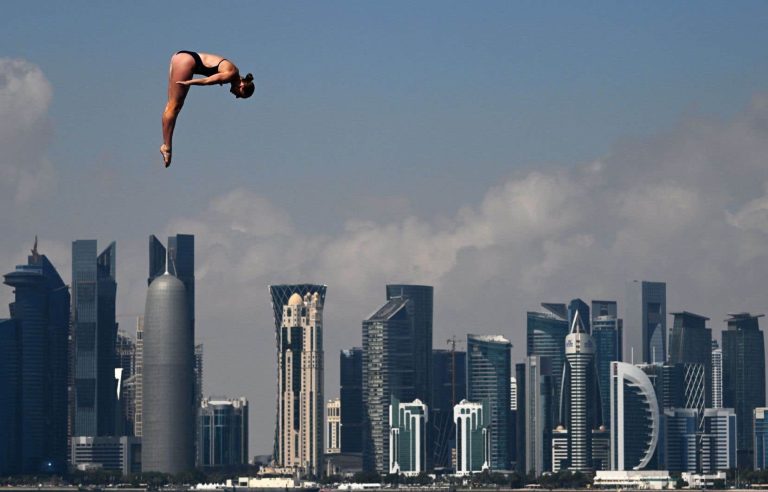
161;53;194;167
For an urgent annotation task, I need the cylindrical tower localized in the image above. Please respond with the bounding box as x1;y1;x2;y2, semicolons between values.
142;273;193;474
565;329;595;472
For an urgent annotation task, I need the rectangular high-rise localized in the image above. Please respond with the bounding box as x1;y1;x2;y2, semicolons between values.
389;397;428;476
362;285;433;473
592;300;622;427
700;408;737;472
327;399;341;454
467;334;512;471
524;355;553;476
754;407;768;469
722;313;765;467
668;311;712;413
72;240;118;437
1;244;70;474
624;281;666;364
432;349;466;470
454;399;490;475
275;290;325;477
340;347;363;454
526;305;567;425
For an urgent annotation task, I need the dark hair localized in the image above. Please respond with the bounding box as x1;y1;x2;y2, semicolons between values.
241;73;255;98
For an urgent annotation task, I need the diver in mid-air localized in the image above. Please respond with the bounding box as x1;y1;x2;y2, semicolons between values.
161;50;254;167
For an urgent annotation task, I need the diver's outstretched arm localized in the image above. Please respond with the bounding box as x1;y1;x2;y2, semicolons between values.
178;71;235;87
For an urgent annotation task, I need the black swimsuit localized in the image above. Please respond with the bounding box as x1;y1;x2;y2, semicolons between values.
176;50;223;77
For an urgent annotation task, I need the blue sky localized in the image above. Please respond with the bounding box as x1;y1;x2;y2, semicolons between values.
2;1;768;454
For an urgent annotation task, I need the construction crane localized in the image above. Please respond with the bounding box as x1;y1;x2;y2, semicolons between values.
446;336;465;407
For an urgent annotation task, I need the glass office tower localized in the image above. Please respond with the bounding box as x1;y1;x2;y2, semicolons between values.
624;281;666;364
467;334;512;471
592;300;622;427
527;305;568;423
432;349;466;470
72;240;118;437
340;347;363;454
2;244;70;474
722;313;766;467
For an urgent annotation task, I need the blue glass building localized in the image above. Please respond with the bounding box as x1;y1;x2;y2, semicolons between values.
432;349;466;470
1;244;70;474
624;280;666;364
72;240;118;437
527;305;568;425
198;397;248;467
340;348;363;454
467;334;512;471
754;407;768;469
722;313;766;467
592;300;622;428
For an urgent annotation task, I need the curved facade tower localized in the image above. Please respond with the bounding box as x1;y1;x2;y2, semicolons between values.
610;361;659;471
143;273;194;474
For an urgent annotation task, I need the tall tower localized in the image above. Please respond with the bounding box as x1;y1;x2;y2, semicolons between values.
592;300;622;427
454;399;490;476
276;291;324;477
563;308;596;472
340;348;363;454
2;242;70;474
467;334;512;471
362;287;431;474
133;316;144;437
624;281;666;364
389;397;428;476
269;284;327;463
527;305;568;423
524;355;553;476
722;313;765;467
610;362;660;471
711;340;723;409
669;311;712;414
142;269;194;473
432;349;466;470
71;240;118;437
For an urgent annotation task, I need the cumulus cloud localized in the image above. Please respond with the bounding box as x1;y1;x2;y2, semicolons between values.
0;58;54;203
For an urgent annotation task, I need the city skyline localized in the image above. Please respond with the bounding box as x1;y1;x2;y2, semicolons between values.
2;2;768;458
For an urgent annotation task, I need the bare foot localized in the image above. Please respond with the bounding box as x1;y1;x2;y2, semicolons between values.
160;144;172;167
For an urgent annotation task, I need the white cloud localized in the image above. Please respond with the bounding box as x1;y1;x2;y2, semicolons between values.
0;58;55;204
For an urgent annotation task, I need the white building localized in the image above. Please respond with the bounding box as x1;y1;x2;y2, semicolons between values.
593;470;672;490
327;398;341;454
681;472;727;489
389;397;428;476
453;399;489;476
551;426;568;473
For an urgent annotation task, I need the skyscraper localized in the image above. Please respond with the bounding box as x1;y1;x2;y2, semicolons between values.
72;240;118;437
389;397;428;476
362;286;432;474
142;267;194;474
386;285;433;410
527;305;568;424
592;300;622;427
722;313;765;467
1;242;70;474
467;335;512;471
269;284;327;462
712;340;723;409
134;316;144;437
198;397;249;468
669;311;712;412
0;318;19;475
700;408;737;472
562;308;597;472
663;408;698;473
432;349;466;470
610;362;660;471
454;399;490;476
115;330;136;435
524;355;553;476
340;347;363;454
624;281;666;364
276;291;325;477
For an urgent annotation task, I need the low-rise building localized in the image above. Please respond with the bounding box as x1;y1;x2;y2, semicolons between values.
70;436;141;475
593;470;672;490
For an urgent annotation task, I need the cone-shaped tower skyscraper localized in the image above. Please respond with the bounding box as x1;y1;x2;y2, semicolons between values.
142;267;194;474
